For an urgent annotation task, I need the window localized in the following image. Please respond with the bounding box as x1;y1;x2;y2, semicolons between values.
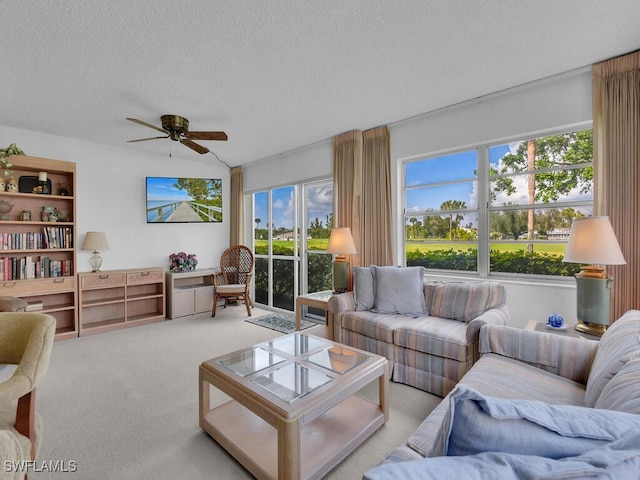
404;128;593;278
252;180;333;312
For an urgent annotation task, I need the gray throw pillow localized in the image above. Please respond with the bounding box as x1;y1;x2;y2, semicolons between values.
353;266;375;310
372;266;426;317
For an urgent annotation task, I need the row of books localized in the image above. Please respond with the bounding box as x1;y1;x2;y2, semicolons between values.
0;227;73;251
1;256;73;281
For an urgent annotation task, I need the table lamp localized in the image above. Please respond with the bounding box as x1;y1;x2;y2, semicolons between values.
562;216;626;335
81;231;110;272
327;227;357;293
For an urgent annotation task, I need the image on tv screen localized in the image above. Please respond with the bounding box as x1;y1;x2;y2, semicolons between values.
146;177;222;223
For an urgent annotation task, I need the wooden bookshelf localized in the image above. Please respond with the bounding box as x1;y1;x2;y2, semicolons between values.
0;155;77;340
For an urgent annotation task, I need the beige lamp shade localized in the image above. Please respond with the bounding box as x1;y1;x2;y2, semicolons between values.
326;227;357;255
81;232;109;272
81;232;110;251
563;216;626;266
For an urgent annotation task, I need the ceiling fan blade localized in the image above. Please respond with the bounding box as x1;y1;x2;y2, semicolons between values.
187;131;228;141
181;139;210;154
127;136;168;143
126;117;168;134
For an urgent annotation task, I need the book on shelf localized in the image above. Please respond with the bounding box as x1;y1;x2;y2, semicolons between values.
25;300;44;311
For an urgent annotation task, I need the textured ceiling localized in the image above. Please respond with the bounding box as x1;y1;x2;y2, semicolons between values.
1;1;639;167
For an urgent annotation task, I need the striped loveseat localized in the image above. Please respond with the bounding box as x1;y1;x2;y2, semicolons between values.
366;310;640;476
328;270;510;396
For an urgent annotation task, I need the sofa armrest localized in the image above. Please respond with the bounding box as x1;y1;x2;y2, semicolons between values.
327;291;355;314
466;304;510;344
479;324;599;385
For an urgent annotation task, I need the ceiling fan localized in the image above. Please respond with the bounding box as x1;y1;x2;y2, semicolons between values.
126;115;228;154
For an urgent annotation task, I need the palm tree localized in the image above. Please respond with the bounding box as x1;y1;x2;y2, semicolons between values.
440;200;467;240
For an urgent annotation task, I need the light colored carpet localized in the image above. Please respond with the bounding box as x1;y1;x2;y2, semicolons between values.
245;312;316;333
31;305;440;480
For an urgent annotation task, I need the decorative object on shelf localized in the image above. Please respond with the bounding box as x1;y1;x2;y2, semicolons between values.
41;206;56;222
18;175;52;194
0;143;24;176
547;313;564;328
81;231;110;272
0;199;14;220
562;216;626;336
169;251;198;272
5;178;18;192
36;171;50;194
327;227;357;293
21;210;32;221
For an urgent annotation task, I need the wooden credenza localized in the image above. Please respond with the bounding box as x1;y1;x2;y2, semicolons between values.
77;267;165;336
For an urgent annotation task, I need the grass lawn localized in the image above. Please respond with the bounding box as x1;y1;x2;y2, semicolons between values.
405;241;566;256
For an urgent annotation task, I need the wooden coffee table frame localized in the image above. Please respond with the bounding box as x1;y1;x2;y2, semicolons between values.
199;334;389;480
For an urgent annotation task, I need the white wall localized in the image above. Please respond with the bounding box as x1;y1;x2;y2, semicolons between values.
243;68;594;326
0;125;230;272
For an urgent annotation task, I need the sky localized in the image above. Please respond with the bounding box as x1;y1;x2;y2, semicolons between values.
146;177;221;203
405;141;593;227
253;181;333;230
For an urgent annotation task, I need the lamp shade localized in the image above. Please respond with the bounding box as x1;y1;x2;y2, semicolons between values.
326;227;357;255
81;232;110;251
563;216;625;265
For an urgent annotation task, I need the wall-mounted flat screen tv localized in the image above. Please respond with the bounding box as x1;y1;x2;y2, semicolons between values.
146;177;222;223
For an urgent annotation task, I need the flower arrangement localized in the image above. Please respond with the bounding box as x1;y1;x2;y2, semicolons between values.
169;252;198;272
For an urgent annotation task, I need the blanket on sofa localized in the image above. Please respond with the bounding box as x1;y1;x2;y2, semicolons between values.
364;386;640;480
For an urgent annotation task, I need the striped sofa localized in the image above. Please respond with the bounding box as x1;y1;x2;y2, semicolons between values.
374;309;640;469
328;278;510;396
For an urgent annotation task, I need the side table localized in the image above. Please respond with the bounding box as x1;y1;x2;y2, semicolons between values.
525;320;601;341
295;290;335;340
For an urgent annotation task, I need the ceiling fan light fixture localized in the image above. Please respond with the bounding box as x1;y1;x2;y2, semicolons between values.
126;114;227;154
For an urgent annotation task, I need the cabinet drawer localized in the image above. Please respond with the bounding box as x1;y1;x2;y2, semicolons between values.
0;277;76;295
81;274;125;289
127;270;163;285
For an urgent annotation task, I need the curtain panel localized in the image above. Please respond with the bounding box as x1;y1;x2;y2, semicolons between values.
361;125;393;267
592;50;640;321
333;130;363;281
230;166;244;246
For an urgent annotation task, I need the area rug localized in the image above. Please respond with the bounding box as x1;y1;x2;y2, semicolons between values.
245;312;316;334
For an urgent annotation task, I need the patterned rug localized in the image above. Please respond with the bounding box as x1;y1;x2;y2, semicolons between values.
245;312;316;334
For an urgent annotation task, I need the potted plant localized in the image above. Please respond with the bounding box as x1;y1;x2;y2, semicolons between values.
169;252;198;272
0;143;24;177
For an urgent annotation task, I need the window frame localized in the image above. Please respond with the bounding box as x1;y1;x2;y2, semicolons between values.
402;123;593;281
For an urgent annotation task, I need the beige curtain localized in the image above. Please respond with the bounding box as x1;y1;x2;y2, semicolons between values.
229;166;244;246
361;126;393;267
592;50;640;321
333;131;362;283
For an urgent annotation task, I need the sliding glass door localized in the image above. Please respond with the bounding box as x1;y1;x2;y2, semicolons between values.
252;179;333;312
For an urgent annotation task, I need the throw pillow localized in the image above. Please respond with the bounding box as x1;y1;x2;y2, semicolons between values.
594;358;640;414
353;266;375;311
585;310;640;407
372;266;426;317
425;281;506;322
432;385;640;459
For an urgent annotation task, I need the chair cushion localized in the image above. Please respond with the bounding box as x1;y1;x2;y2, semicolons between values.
585;310;640;407
215;284;246;294
340;310;415;344
394;316;469;361
372;266;426;317
425;281;506;322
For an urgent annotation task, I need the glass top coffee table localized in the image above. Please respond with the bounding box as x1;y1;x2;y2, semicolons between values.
199;333;389;480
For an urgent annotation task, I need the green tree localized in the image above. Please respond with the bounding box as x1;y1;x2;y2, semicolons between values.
440;200;467;240
491;129;593;246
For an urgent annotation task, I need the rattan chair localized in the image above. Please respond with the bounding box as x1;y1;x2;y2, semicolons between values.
212;245;254;317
